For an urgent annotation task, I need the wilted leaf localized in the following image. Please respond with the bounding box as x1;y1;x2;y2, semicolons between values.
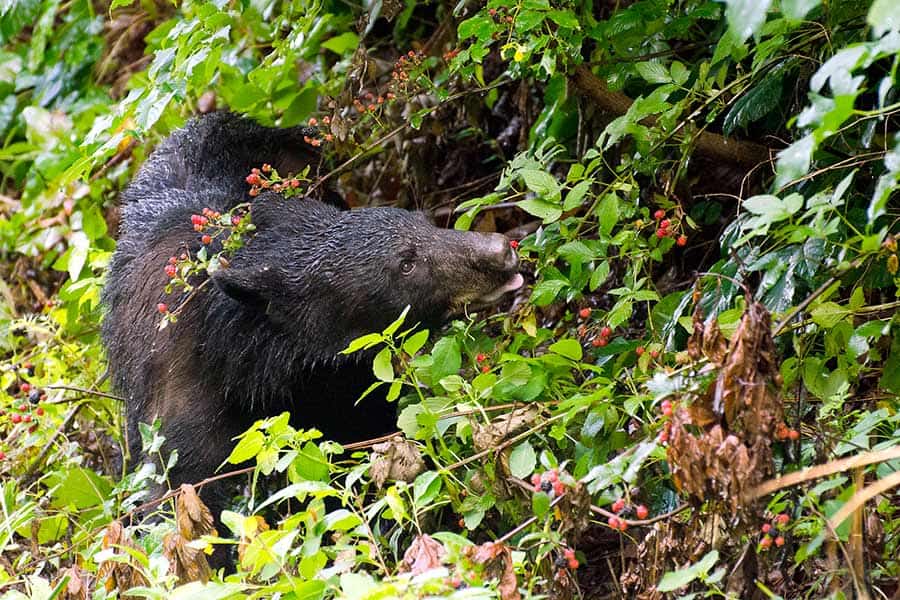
463;542;520;600
177;484;217;540
370;438;425;488
399;534;446;574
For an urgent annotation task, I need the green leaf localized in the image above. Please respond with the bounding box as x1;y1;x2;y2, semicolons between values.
657;550;719;592
340;333;384;354
635;61;671;84
520;168;561;201
383;305;410;336
810;302;849;328
509;441;537;478
782;0;820;20
227;430;265;463
532;491;551;517
563;180;592;211
723;0;773;41
413;471;442;504
597;193;619;236
373;347;394;382
458;14;495;41
868;0;899;36
321;32;359;54
431;337;461;382
403;329;430;355
169;582;250;600
47;468;112;510
723;64;786;134
548;338;583;361
518;198;562;223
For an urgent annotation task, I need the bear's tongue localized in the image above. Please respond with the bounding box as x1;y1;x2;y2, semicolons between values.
476;273;524;304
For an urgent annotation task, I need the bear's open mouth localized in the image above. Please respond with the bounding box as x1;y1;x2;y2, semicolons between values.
473;272;525;305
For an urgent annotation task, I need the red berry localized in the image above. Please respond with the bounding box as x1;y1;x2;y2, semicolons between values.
659;219;671;229
760;535;772;549
600;326;612;338
476;353;487;363
459;518;465;528
618;519;628;531
36;407;44;416
11;414;21;424
262;163;272;173
592;337;607;347
20;383;30;394
23;414;31;423
656;228;666;238
547;469;559;482
635;504;649;519
0;451;5;460
567;558;579;570
607;516;620;530
481;365;490;374
157;303;168;313
761;523;772;534
776;513;790;526
201;234;212;245
612;498;626;513
661;400;673;417
676;235;687;247
563;548;575;559
774;535;785;547
653;209;665;220
659;429;669;443
788;429;800;441
579;307;591;319
552;481;565;496
509;240;519;249
650;350;660;359
168;256;177;264
18;404;26;412
635;346;645;356
577;325;587;337
531;473;542;487
164;264;177;278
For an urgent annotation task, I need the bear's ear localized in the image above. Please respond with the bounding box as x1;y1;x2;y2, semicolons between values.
210;265;276;308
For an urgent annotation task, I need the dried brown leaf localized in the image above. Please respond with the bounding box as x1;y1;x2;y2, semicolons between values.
56;565;88;600
473;406;540;452
370;438;425;488
163;532;212;584
97;521;149;598
463;542;520;600
176;484;216;540
399;534;446;575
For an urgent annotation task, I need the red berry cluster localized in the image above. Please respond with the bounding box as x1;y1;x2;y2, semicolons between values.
775;422;801;441
575;308;616;348
391;50;428;96
2;369;46;447
652;209;687;246
487;7;515;23
530;468;566;497
553;547;580;579
509;239;519;249
304;117;334;144
442;48;460;62
759;513;790;550
246;164;307;198
607;498;650;531
475;352;491;374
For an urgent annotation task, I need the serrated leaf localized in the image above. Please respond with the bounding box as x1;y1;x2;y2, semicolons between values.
635;61;671;84
431;337;461;382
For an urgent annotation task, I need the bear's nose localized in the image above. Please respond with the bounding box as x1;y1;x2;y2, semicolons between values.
476;232;519;271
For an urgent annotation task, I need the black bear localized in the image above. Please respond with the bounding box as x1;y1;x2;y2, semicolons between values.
102;112;522;509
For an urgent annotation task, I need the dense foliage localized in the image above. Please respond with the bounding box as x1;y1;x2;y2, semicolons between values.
1;0;899;598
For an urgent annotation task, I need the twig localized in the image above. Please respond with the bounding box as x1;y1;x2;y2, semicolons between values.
43;384;123;402
744;445;900;501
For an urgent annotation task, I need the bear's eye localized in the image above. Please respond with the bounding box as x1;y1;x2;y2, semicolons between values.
400;259;416;275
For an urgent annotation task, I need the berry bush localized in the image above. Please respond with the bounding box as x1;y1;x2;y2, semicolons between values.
1;0;899;598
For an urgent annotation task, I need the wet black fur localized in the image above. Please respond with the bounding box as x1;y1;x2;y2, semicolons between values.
102;113;518;512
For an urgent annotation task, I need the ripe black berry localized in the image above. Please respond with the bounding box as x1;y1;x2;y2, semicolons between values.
28;389;41;404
